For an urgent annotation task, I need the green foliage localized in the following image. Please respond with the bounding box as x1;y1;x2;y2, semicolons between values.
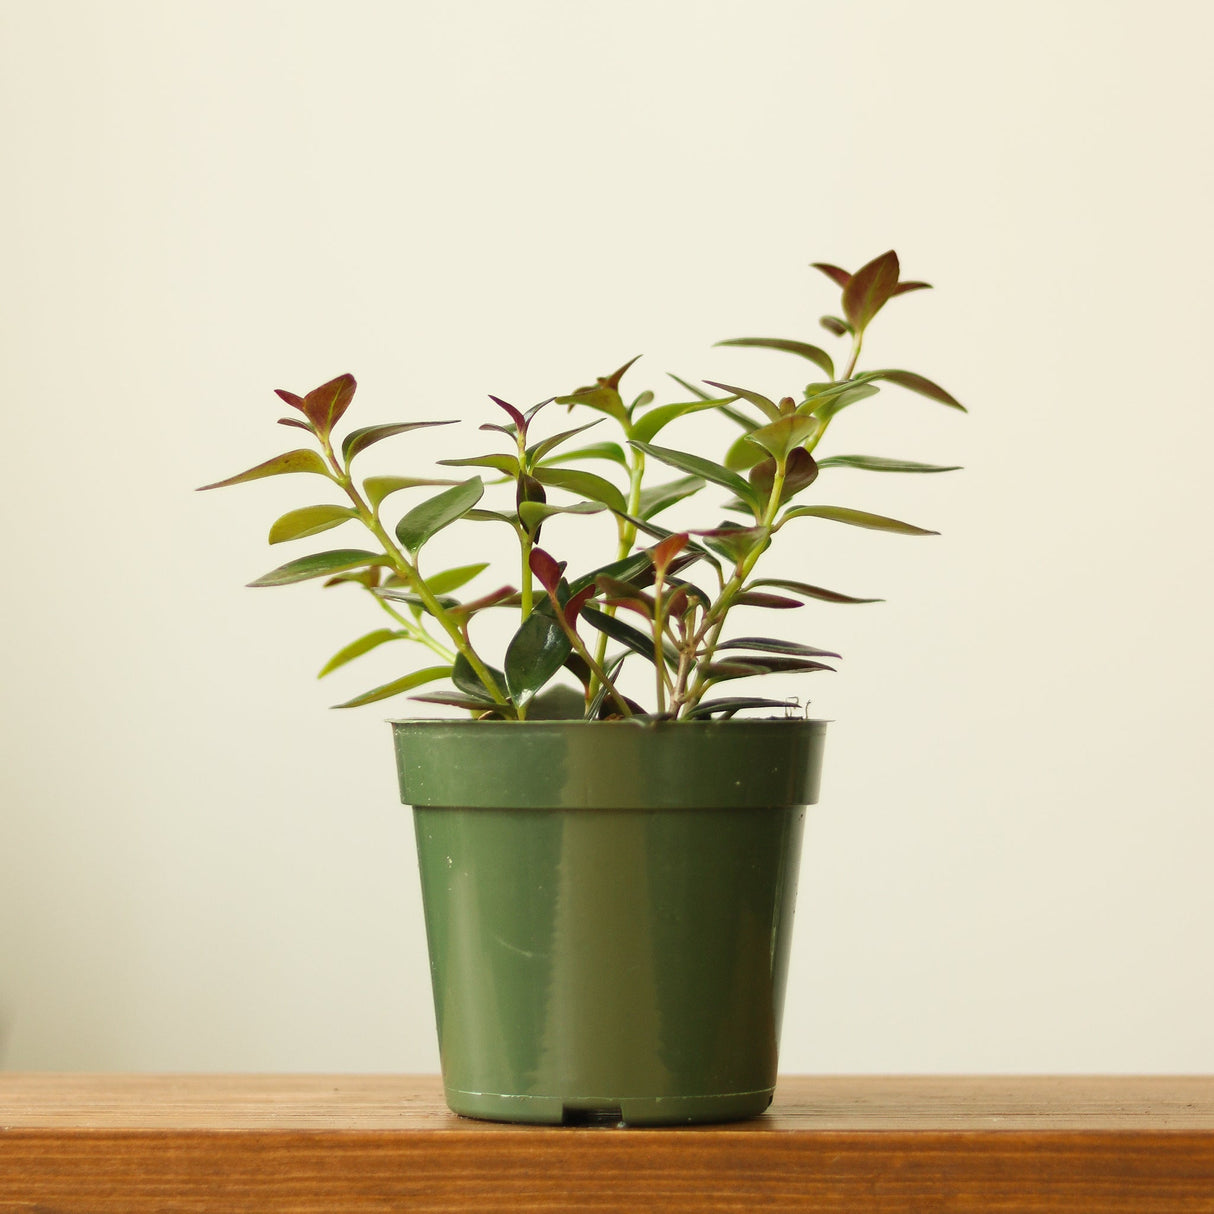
201;249;964;720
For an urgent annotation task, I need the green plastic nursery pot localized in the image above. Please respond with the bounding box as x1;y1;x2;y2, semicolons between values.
392;718;826;1126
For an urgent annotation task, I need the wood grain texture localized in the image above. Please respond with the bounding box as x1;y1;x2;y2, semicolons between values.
2;1075;1212;1213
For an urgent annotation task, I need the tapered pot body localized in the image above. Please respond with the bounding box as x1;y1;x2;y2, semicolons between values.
393;718;826;1126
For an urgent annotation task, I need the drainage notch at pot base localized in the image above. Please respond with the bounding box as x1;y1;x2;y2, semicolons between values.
446;1087;775;1127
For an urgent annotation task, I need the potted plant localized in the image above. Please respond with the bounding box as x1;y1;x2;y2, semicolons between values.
201;250;964;1125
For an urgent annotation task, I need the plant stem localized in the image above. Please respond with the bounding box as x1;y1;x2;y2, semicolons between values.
677;463;788;716
841;328;864;382
323;436;513;711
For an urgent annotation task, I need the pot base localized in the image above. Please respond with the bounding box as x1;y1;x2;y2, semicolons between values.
445;1085;774;1126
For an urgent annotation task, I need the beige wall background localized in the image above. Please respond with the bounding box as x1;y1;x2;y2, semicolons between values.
2;0;1211;1073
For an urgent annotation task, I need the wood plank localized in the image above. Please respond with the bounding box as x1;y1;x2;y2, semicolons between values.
1;1075;1212;1213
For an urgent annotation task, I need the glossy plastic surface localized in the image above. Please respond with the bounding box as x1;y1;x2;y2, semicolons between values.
394;719;826;1125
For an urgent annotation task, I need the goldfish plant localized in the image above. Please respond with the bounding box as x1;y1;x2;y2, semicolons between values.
200;250;964;721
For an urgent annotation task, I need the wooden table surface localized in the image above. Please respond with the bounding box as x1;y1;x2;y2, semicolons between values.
2;1074;1212;1212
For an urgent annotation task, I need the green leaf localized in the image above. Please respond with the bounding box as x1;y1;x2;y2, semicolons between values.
743;414;822;462
452;651;508;702
331;665;452;709
567;551;654;596
342;420;456;464
628;397;736;444
702;380;781;422
518;500;606;529
362;475;458;510
318;629;405;677
724;432;768;472
197;449;331;491
693;525;768;564
541;440;628;468
717;636;841;659
395;477;484;553
801;381;881;422
248;549;386;587
842;250;900;330
817;454;962;474
867;369;966;411
527;684;587;720
581;606;665;667
424;562;489;595
638;475;704;519
780;504;938;535
464;508;519;526
438;452;521;476
532;466;627;513
505;603;571;702
629;441;763;516
666;373;713;400
267;504;359;545
715;337;835;380
746;577;882;605
525;420;603;465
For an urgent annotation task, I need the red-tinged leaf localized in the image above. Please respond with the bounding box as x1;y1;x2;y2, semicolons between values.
603;355;642;391
811;262;852;289
868;369;966;411
302;374;357;437
342;420;456;464
712;655;835;676
749;448;819;505
715;337;835;380
649;532;689;575
692;525;768;564
275;388;306;411
820;315;851;338
447;586;519;617
746;577;882;605
595;575;655;618
331;665;453;709
892;280;932;296
734;592;804;609
529;548;565;595
665;586;690;617
489;395;527;433
564;584;597;630
702;380;781;422
323;568;383;590
197;448;331;491
410;690;506;713
278;417;313;431
842;250;900;330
